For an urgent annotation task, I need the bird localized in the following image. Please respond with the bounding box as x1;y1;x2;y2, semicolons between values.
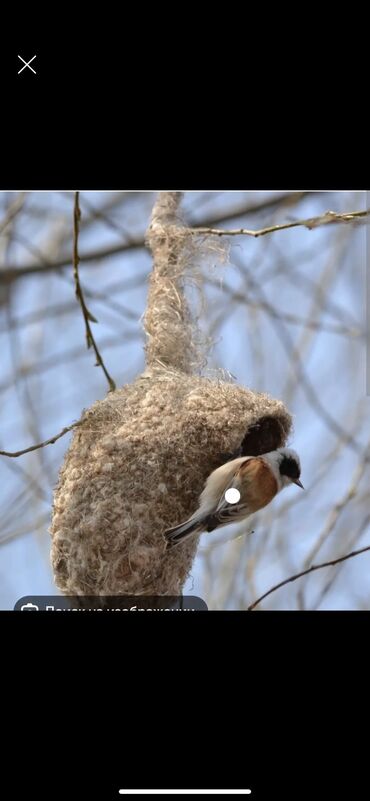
164;447;303;548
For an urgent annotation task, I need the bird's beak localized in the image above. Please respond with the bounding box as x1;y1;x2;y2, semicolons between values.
294;479;304;489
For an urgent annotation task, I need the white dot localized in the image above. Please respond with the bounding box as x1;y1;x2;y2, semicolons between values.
225;488;241;504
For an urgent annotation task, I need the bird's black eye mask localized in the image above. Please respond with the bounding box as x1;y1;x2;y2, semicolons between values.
279;455;300;480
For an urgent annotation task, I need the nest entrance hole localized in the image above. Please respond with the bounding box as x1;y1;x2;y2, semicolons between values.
240;415;286;456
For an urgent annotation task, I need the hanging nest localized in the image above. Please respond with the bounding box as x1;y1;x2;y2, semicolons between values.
50;192;293;596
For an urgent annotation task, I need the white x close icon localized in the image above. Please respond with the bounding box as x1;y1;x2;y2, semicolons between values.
17;55;37;75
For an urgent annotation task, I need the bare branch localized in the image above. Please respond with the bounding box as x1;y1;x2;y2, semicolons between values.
0;421;82;458
0;514;51;546
0;333;137;394
0;237;145;283
187;190;320;226
247;544;370;611
205;276;361;338
72;192;116;392
191;209;369;239
0;192;27;236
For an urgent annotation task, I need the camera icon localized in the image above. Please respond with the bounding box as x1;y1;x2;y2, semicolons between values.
20;602;39;611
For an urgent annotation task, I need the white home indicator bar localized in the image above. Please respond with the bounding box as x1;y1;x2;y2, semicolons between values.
119;792;252;796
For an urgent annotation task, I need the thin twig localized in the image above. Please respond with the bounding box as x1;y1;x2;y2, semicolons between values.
192;209;369;238
0;333;137;394
205;276;361;338
0;192;27;236
72;192;116;392
0;514;51;546
247;544;370;611
187;190;322;226
0;238;145;283
0;421;82;457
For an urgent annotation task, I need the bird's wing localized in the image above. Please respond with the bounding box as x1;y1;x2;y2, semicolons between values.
206;462;252;529
196;456;252;517
213;457;278;519
214;467;246;513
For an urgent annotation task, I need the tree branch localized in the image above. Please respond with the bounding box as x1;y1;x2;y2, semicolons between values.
72;192;116;392
192;209;369;239
247;544;370;610
0;237;145;283
0;421;82;458
0;192;27;235
187;190;319;226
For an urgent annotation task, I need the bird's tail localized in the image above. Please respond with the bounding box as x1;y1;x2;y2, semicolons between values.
164;517;202;549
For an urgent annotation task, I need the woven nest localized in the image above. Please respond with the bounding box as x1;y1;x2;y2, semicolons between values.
50;368;292;595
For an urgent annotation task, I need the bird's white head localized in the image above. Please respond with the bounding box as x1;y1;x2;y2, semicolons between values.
262;447;303;491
